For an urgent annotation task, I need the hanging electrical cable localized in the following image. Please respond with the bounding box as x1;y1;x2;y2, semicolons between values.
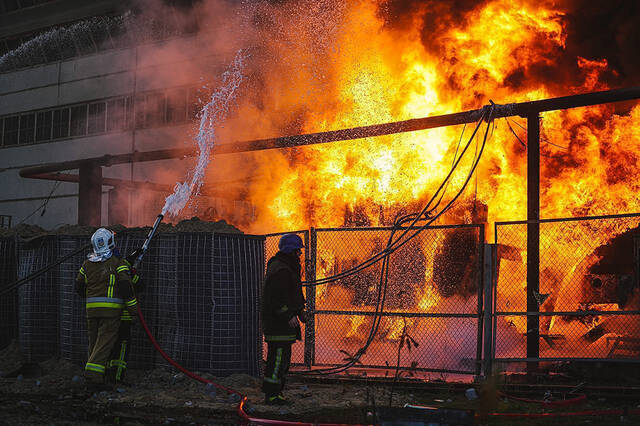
296;103;496;376
303;104;494;289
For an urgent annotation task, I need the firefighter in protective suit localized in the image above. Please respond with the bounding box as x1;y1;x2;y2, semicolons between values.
75;229;138;387
262;234;306;405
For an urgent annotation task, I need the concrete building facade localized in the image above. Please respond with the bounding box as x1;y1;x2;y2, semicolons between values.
0;0;251;229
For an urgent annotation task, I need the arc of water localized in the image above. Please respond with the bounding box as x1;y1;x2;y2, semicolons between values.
162;51;247;217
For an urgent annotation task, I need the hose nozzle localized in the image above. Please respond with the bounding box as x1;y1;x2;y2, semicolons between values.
133;214;164;269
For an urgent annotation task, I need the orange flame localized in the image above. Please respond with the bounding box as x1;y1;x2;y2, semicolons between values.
200;0;640;362
207;0;639;235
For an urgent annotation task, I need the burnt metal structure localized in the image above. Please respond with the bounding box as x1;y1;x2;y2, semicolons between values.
493;212;640;367
20;86;640;367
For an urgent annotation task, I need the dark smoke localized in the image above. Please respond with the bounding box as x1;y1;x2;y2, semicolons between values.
561;0;640;87
378;0;640;90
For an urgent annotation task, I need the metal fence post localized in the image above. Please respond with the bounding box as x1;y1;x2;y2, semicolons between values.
475;226;485;377
482;243;496;378
304;228;317;368
526;113;541;375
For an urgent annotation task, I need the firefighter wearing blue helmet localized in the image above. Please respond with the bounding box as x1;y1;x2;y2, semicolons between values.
262;233;306;405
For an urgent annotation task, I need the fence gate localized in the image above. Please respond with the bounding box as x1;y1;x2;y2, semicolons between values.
266;225;485;376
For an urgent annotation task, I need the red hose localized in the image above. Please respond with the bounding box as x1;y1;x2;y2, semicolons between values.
136;308;239;395
137;308;356;426
138;309;639;424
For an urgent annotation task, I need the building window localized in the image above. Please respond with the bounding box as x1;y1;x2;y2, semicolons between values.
19;112;35;144
88;102;106;134
52;108;69;139
1;85;196;148
3;115;18;146
36;110;52;141
134;94;146;129
166;87;187;124
106;98;126;132
145;92;165;128
188;86;200;119
70;105;87;137
0;214;11;229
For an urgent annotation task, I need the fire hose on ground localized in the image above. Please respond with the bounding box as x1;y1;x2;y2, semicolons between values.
137;305;355;426
139;306;640;425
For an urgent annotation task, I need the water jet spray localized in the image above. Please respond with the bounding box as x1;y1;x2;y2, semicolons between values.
130;52;246;268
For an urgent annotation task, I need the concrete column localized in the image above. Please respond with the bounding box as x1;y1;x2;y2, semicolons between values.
78;164;102;226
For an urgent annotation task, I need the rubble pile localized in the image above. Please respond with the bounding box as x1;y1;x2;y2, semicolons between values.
0;217;243;239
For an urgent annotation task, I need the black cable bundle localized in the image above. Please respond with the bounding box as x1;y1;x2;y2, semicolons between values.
296;103;496;375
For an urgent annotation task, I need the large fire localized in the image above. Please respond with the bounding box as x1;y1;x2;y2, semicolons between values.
188;0;640;370
202;0;640;234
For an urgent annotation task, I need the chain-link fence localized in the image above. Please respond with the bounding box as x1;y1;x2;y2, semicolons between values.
18;235;59;362
173;232;264;376
494;213;640;364
9;212;640;377
268;225;485;376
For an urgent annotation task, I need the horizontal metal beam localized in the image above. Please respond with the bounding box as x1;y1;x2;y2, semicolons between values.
212;86;640;154
514;85;640;115
19;86;640;179
28;172;241;200
19;148;196;178
314;309;478;318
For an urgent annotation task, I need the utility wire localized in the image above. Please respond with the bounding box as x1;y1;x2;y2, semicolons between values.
303;105;492;288
0;243;91;297
297;104;496;375
507;116;569;150
14;179;62;227
505;117;567;159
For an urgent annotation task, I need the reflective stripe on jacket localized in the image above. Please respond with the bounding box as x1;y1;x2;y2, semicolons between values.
76;256;133;318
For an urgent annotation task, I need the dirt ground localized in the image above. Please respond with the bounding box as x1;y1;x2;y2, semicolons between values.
2;338;640;426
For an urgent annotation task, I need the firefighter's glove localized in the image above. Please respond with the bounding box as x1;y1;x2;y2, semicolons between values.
297;310;308;324
287;316;299;328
